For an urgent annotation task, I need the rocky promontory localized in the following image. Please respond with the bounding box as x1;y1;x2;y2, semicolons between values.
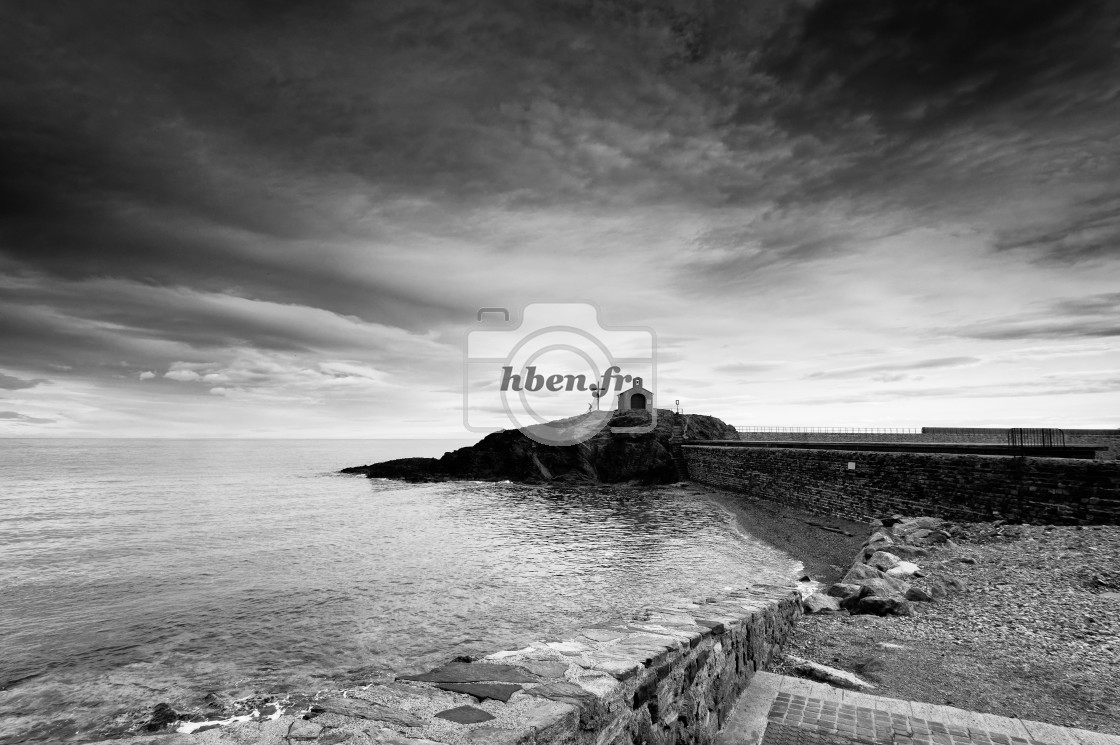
341;409;737;484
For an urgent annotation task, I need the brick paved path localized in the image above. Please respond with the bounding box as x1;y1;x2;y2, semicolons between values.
718;672;1119;745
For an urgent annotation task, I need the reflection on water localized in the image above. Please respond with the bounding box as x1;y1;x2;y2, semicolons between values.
0;439;799;743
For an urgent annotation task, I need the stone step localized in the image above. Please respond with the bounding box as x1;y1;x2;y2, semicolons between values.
718;673;1120;745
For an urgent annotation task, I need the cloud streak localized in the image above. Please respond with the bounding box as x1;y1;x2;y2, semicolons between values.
0;372;48;390
807;357;981;380
0;411;55;424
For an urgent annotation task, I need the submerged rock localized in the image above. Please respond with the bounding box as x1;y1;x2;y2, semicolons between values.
144;703;178;732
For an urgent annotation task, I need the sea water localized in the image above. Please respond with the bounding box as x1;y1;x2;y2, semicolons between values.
0;439;800;742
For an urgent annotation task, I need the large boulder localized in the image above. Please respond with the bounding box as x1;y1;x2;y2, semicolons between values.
826;583;864;602
886;561;921;579
903;528;951;546
841;563;911;600
839;585;873;612
843;563;908;591
867;551;901;572
859;531;898;562
803;593;842;614
854;596;913;617
894;516;944;536
926;575;967;600
858;577;912;599
886;544;931;560
905;586;934;602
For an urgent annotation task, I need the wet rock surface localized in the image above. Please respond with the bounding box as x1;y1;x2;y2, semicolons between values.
432;682;523;703
397;662;538;684
144;703;178;732
432;705;495;724
310;698;424;727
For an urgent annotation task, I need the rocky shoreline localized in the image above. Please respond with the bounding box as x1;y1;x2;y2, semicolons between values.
763;514;1120;735
109;582;803;744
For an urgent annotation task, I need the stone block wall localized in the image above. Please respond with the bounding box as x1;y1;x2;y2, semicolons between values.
733;429;1120;460
684;445;1120;524
474;584;804;744
734;432;927;444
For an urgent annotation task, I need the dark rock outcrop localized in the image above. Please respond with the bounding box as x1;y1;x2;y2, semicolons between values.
342;409;737;484
144;703;177;732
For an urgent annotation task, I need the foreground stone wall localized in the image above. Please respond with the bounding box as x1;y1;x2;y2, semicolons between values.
157;585;804;744
734;429;1120;460
684;445;1120;524
457;584;803;744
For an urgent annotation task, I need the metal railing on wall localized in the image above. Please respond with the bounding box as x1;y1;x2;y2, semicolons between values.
734;426;922;434
1007;428;1066;448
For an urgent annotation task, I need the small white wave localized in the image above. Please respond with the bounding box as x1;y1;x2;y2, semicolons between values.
175;705;281;735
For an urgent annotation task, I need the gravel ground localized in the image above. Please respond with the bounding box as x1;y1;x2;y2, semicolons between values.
771;521;1120;736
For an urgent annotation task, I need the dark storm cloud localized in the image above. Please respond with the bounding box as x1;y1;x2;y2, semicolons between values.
758;0;1116;132
0;0;756;330
708;0;1120;271
6;0;1117;291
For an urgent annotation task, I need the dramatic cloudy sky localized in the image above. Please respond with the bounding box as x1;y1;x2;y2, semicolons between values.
1;0;1118;437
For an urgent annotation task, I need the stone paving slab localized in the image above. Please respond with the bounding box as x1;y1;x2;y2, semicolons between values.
718;672;1120;745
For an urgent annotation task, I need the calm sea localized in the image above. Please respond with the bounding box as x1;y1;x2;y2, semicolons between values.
0;439;799;743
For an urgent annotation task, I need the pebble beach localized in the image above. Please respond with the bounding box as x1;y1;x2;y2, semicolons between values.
709;487;1120;737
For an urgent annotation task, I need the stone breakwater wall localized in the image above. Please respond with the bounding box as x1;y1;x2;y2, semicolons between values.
683;445;1120;525
734;428;1120;460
